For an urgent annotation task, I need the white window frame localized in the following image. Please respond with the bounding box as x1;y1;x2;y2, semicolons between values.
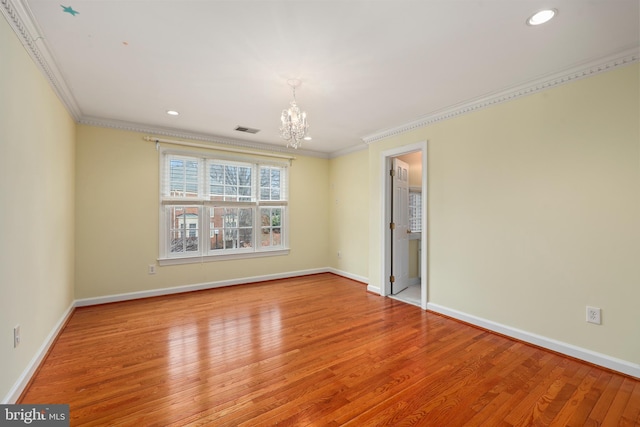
158;148;290;266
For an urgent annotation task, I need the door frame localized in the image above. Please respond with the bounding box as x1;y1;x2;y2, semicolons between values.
380;141;428;310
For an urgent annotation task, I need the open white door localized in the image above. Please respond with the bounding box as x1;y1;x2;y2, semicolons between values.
380;141;428;309
391;158;410;294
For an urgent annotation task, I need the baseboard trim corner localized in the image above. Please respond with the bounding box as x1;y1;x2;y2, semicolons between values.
326;268;368;285
3;302;75;404
366;284;381;295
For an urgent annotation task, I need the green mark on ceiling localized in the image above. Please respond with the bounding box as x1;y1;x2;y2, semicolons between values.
61;5;79;16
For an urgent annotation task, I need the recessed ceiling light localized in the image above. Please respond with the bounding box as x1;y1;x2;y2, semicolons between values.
166;110;179;116
527;9;557;26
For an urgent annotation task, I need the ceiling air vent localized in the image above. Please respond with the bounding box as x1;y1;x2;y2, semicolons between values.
235;126;260;134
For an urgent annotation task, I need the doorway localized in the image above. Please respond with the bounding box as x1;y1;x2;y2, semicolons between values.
380;141;428;309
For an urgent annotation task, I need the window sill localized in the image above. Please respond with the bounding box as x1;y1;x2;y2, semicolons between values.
158;248;290;266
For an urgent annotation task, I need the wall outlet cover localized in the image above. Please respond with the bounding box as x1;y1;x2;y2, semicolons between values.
586;306;601;325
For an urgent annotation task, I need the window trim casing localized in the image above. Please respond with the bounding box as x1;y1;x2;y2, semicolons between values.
158;147;290;265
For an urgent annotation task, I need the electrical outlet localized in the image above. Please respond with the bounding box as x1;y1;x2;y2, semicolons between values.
13;325;20;348
148;264;156;274
586;306;601;325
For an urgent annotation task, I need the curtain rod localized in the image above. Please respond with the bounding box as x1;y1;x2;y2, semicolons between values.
143;136;296;161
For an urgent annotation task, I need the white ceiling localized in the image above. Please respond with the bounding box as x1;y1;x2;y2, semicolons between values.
9;0;640;155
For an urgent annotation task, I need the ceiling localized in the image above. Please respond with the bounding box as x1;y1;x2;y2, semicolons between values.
8;0;640;156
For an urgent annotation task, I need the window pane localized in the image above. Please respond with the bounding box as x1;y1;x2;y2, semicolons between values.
260;168;269;187
239;186;251;201
260;207;283;248
169;160;184;195
261;210;270;227
210;207;221;250
210;185;224;198
210;164;224;184
225;165;237;185
169;206;199;253
225;228;238;249
185;161;198;194
271;208;281;226
239;228;253;248
225;185;238;198
168;157;199;198
239;209;252;227
271;169;280;187
272;228;281;246
409;191;422;232
238;166;252;186
260;231;271;247
209;207;253;251
207;162;254;202
260;166;285;201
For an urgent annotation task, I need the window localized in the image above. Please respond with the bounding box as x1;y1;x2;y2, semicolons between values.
159;150;289;264
409;190;422;232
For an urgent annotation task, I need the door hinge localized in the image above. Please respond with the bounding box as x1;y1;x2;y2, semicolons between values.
390;222;395;230
390;275;395;283
390;169;396;177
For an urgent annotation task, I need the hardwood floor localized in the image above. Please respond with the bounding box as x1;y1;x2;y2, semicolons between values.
20;273;639;426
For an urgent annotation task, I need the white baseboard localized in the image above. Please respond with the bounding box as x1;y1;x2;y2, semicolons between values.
3;302;75;404
326;268;368;285
366;284;381;294
427;302;640;379
75;268;329;307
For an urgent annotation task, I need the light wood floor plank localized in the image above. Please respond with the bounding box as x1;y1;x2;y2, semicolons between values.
19;273;639;426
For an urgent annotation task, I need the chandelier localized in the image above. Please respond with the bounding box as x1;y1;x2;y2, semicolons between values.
279;79;309;149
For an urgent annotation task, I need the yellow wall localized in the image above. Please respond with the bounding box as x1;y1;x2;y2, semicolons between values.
367;64;640;364
74;126;331;299
0;15;76;400
328;149;369;279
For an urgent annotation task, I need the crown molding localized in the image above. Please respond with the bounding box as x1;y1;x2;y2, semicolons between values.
328;142;368;159
78;117;330;159
5;0;637;156
362;46;640;145
1;0;81;120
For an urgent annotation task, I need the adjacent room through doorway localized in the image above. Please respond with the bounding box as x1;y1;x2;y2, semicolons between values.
381;142;428;309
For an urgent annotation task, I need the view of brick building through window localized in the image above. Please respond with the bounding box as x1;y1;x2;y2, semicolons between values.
162;154;286;258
